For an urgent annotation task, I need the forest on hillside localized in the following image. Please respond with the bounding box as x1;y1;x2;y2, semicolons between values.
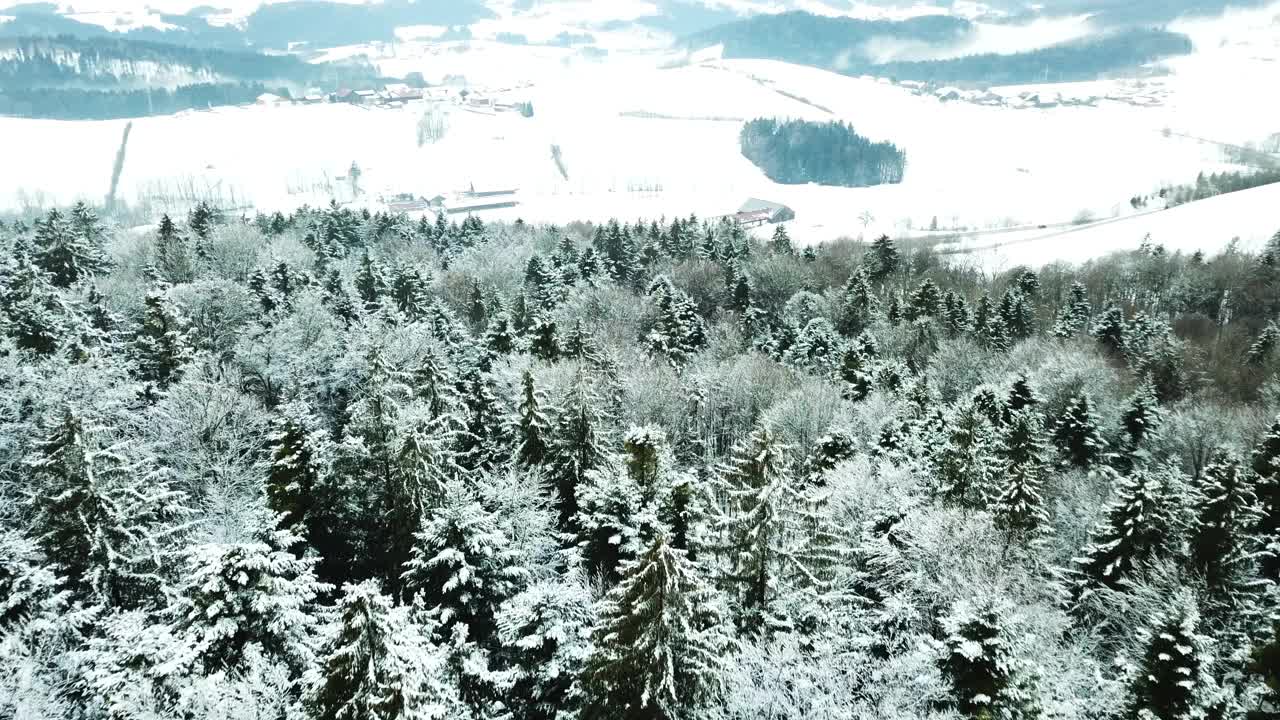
0;35;381;119
740;118;907;187
0;199;1279;719
690;12;1193;86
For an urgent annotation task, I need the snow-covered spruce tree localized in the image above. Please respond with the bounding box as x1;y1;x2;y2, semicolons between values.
867;234;900;284
1124;597;1215;720
1072;466;1187;611
307;580;455;720
1121;381;1163;450
577;426;676;583
485;308;517;355
837;265;878;337
392;263;431;321
33;205;108;287
1189;450;1262;615
579;534;731;720
0;242;75;355
1093;305;1126;355
494;568;595;720
457;363;512;471
355;249;388;312
265;399;332;534
1246;322;1280;366
933;400;1002;508
1052;394;1106;469
547;379;609;536
516;369;554;467
907;278;944;320
1004;374;1039;421
133;282;195;394
770;224;794;255
715;423;833;634
998;288;1035;340
642;276;707;369
943;289;972;336
994;410;1051;543
937;596;1038;720
529;313;562;361
1052;282;1092;338
26;408;191;607
153;214;195;284
1252;416;1280;579
164;520;327;680
783;317;843;373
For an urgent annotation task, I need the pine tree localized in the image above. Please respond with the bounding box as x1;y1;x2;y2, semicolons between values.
458;365;511;472
467;278;488;327
938;597;1037;720
839;347;874;401
26;409;191;607
974;294;1011;351
133;283;195;393
770;224;793;255
943;289;971;336
867;235;899;284
1251;416;1280;579
166;522;327;678
837;266;878;337
516;370;553;467
356;250;387;312
266;400;331;535
1093;305;1126;355
907;278;943;320
577;427;670;582
1052;282;1092;338
1190;450;1262;612
547;381;608;536
34;205;107;287
1016;270;1040;298
307;580;454;720
999;288;1035;340
1121;382;1162;449
153;214;194;284
579;535;730;720
1246;322;1280;366
392;264;430;320
715;424;831;634
1052;394;1106;468
993;410;1051;541
0;242;70;355
1004;374;1038;421
495;572;594;720
1126;598;1214;720
529;314;561;361
1073;467;1185;608
642;277;707;368
933;402;1001;508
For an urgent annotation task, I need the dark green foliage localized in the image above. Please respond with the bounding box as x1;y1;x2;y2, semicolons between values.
994;410;1050;540
1126;599;1213;720
740;118;905;187
1121;383;1162;449
579;535;729;720
1052;395;1105;468
516;370;553;467
548;382;608;535
1190;451;1262;611
32;205;108;287
133;284;195;392
1093;306;1126;355
938;597;1036;720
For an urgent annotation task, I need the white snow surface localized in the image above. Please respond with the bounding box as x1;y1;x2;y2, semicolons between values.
0;1;1277;273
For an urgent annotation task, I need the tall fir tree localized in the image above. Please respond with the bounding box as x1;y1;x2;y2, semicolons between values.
1125;598;1214;720
34;205;108;287
133;283;195;394
1190;450;1262;614
1052;281;1092;338
867;235;900;284
515;370;554;467
938;597;1038;720
1052;394;1106;468
993;410;1051;542
579;535;730;720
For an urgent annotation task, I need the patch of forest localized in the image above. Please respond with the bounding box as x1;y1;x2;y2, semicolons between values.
689;11;1193;86
0;196;1278;720
0;35;382;119
740;117;907;187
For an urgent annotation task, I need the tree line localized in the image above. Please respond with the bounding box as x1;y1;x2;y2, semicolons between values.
0;197;1278;719
740;117;907;187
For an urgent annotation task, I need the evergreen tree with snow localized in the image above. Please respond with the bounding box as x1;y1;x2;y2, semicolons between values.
166;520;326;678
468;278;488;327
1190;450;1262;613
547;380;609;536
938;597;1037;720
485;309;517;355
867;235;899;284
516;370;554;468
839;347;874;401
1052;282;1092;338
1121;381;1163;449
1004;374;1038;422
356;250;388;312
26;408;191;607
457;365;511;472
1251;416;1280;579
642;276;707;368
837;266;878;337
998;288;1035;340
579;534;730;720
1052;394;1106;468
529;314;562;361
1125;598;1214;720
266;400;331;535
993;410;1051;541
495;571;594;720
1016;269;1040;298
1093;305;1126;355
1072;467;1186;609
151;215;191;284
770;224;793;255
934;401;1002;508
133;282;195;393
308;580;454;720
392;263;431;320
33;205;107;287
577;426;670;582
943;289;972;336
1246;322;1280;366
0;241;71;355
974;294;1011;351
907;278;943;320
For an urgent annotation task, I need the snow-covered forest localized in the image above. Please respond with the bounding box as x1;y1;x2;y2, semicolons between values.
1;202;1279;719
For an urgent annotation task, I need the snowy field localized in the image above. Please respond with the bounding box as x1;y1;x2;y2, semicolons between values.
1;1;1278;270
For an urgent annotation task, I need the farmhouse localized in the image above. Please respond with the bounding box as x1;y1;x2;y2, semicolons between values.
734;198;795;227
